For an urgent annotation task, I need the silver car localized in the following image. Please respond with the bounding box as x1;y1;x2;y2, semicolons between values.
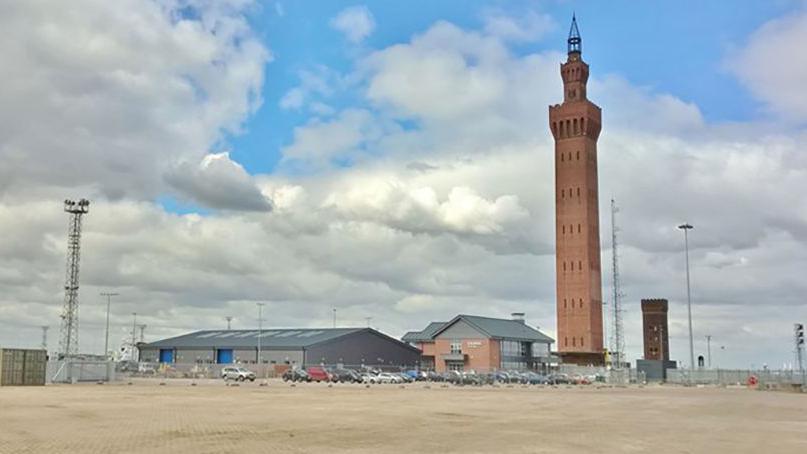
221;367;256;382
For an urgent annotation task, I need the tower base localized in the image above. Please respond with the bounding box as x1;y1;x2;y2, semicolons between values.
558;351;605;366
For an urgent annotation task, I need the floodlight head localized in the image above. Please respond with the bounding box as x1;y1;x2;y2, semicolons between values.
677;223;693;230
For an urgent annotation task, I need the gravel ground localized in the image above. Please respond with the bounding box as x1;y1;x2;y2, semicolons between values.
0;380;805;453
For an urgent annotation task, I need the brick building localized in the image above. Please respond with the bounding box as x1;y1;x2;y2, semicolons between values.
402;314;555;373
548;15;605;365
641;299;670;361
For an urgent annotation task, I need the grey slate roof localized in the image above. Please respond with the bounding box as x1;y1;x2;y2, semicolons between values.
401;321;446;343
433;314;554;343
142;328;365;350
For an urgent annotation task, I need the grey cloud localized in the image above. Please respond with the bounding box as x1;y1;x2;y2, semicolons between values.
165;153;272;212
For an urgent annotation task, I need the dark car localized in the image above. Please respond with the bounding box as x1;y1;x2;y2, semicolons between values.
282;368;311;382
330;369;362;383
426;371;443;382
548;373;571;385
523;371;549;385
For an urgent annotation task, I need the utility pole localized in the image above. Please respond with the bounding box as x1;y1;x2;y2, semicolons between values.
100;292;118;359
705;335;712;368
225;316;233;330
678;223;695;373
365;317;372;328
59;198;90;358
41;326;49;351
795;324;804;385
332;307;337;328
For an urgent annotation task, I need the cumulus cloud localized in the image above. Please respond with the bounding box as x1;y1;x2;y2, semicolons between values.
0;0;269;202
729;11;807;122
482;9;555;42
330;5;376;43
165;152;272;211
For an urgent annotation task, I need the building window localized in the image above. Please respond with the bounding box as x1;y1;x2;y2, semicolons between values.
577;224;581;233
578;260;582;270
564;299;567;309
561;189;565;199
562;225;565;234
580;298;584;308
572;337;576;347
564;337;568;347
576;151;580;160
577;187;580;197
581;337;584;347
563;262;566;271
450;341;462;355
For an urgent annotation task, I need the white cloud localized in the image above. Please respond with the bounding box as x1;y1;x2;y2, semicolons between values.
482;9;555;42
729;11;807;122
0;0;270;205
330;5;376;43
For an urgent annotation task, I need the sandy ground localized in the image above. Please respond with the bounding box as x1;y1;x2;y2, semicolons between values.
0;380;805;454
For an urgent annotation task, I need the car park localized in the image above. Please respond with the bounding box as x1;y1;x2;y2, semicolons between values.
221;367;256;382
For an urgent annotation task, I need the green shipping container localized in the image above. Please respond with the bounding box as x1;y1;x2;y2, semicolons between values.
0;348;47;386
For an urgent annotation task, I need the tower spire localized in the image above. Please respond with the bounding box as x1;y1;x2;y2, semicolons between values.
568;14;581;54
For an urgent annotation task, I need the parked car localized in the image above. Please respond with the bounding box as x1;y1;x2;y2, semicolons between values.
221;367;256;382
523;371;549;385
330;369;362;383
282;368;311;382
426;371;443;382
375;372;403;384
548;373;571;385
306;366;331;382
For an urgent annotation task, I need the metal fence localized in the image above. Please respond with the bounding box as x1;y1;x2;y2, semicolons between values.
48;360;115;383
666;368;806;387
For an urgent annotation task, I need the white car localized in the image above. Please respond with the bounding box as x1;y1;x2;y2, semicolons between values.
221;367;256;382
376;372;402;384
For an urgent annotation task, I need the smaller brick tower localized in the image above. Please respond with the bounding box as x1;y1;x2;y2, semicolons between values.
641;299;669;361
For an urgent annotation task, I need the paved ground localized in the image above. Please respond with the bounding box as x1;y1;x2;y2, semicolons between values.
0;380;805;453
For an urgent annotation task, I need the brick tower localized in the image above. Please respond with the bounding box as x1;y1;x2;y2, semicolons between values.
641;299;670;361
548;15;604;365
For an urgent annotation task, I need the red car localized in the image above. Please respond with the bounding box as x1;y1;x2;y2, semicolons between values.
306;366;331;382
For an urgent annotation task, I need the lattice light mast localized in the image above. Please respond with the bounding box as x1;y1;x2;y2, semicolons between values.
610;199;625;368
59;198;90;358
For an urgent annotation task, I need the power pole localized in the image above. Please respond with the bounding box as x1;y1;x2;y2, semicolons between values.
609;199;625;369
41;326;49;351
705;335;712;368
100;292;118;359
332;307;337;328
59;198;90;358
225;316;233;330
365;317;372;328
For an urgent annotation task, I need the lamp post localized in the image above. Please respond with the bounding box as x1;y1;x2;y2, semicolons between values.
678;223;695;373
257;303;265;373
100;292;118;359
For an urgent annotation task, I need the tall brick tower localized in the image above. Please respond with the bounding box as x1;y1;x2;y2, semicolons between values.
549;15;604;365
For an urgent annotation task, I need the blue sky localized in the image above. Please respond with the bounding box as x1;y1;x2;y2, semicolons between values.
225;0;800;177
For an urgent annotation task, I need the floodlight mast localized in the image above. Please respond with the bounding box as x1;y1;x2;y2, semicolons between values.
59;199;90;358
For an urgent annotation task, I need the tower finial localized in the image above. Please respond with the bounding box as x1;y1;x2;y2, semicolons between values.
568;14;581;54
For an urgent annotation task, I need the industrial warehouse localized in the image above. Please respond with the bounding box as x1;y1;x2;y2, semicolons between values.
139;327;421;369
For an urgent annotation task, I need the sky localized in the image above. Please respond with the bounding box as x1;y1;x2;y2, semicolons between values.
1;0;806;369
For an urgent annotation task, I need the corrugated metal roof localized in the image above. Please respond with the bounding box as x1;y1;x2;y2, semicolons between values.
433;315;554;343
142;328;365;349
401;322;446;342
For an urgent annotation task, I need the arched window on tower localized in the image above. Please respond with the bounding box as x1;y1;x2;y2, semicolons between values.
581;118;585;134
581;337;584;347
578;224;581;233
573;118;578;135
576;151;580;160
572;337;576;347
562;225;565;234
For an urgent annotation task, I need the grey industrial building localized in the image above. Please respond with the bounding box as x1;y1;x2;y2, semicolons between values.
139;327;421;368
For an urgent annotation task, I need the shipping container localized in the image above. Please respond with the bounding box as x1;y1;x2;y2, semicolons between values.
0;348;47;386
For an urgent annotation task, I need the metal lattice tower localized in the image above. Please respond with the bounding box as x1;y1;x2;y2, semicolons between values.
59;199;90;358
138;324;147;343
609;199;625;368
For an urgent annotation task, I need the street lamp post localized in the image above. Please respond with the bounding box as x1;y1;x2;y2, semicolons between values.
257;303;265;375
100;292;118;359
678;223;695;373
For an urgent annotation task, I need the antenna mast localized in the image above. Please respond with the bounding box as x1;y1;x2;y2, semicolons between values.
610;199;625;368
59;198;90;358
